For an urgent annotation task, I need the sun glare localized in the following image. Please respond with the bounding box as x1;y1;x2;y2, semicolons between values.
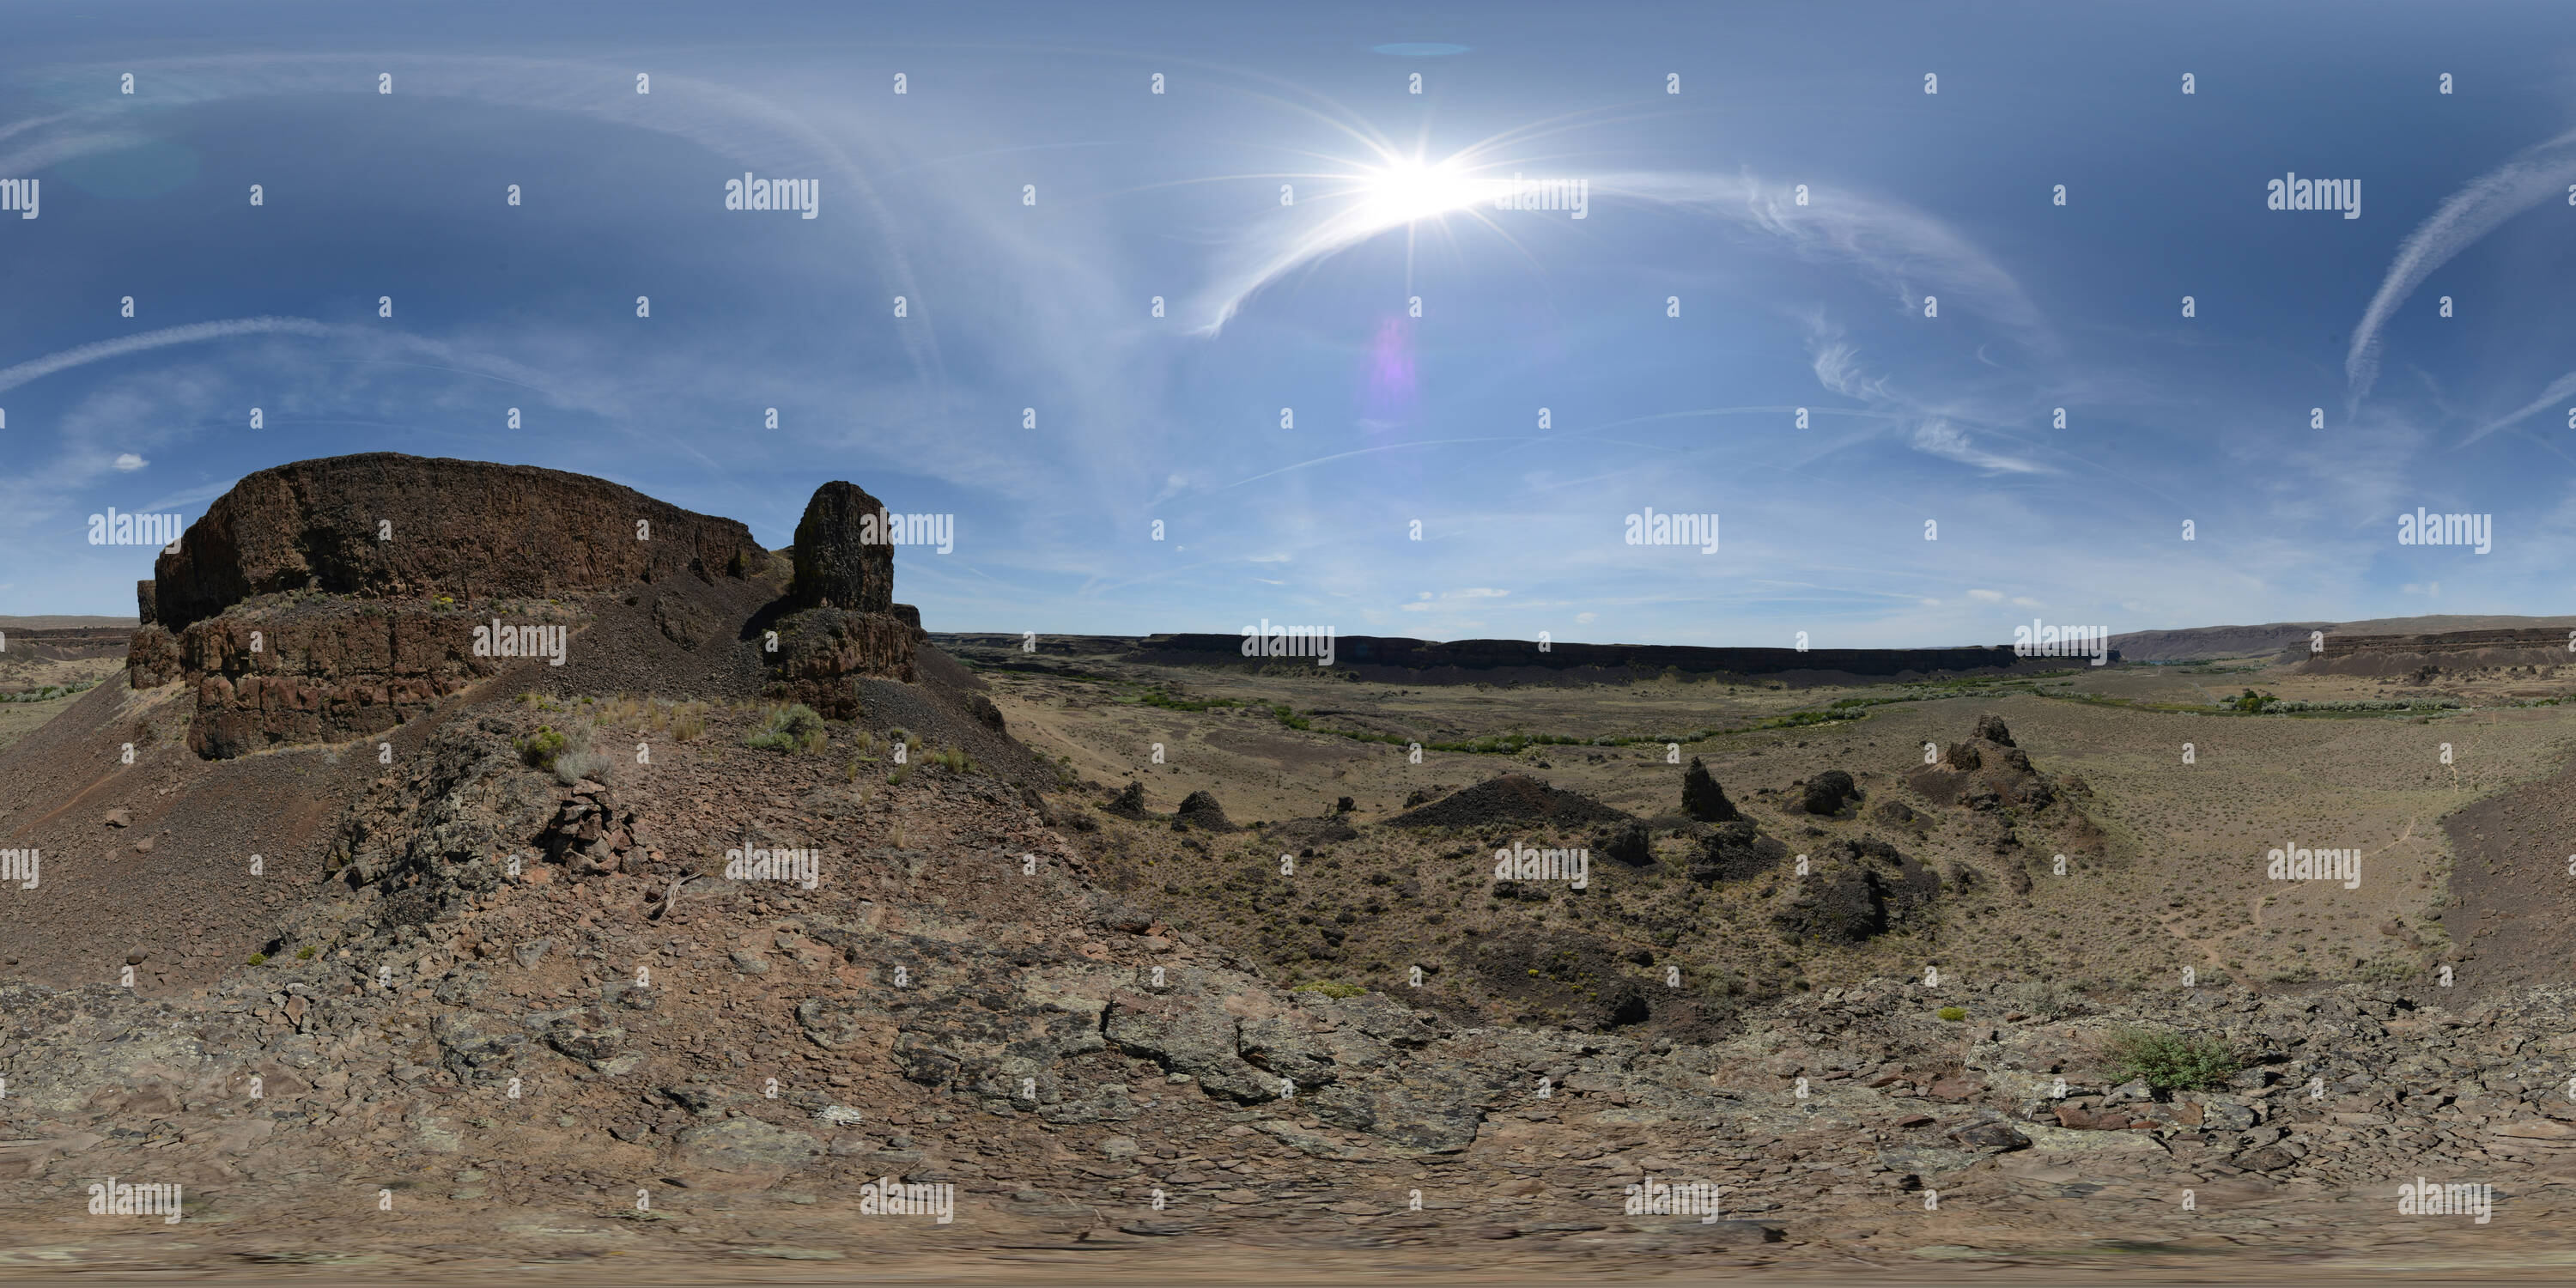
1356;155;1488;229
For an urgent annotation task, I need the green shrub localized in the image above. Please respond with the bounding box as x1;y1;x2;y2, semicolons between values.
1936;1005;1966;1022
246;953;268;966
744;703;828;753
2100;1026;2244;1094
516;725;567;769
295;945;319;961
2229;688;2279;714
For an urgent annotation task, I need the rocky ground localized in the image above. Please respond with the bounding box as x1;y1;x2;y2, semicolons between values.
4;702;2576;1279
7;806;2576;1281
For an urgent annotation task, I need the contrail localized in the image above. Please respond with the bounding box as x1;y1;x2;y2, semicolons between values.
2346;126;2576;408
0;317;334;393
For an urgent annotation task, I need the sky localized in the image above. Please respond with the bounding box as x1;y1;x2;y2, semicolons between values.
3;0;2574;647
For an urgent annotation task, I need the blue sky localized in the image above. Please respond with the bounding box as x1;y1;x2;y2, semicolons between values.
4;1;2573;646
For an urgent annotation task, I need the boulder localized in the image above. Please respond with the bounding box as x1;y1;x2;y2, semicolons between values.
1174;790;1238;832
1797;769;1861;816
1599;820;1654;866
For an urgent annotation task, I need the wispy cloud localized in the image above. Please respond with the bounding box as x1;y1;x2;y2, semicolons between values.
2347;126;2576;407
1909;417;2051;475
1194;167;2051;347
1;52;940;382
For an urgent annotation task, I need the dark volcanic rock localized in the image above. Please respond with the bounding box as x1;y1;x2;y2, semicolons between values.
1174;790;1238;832
1599;820;1654;866
149;453;762;634
1905;715;2053;811
1680;756;1741;823
788;481;896;614
1471;932;1652;1030
1950;1118;2031;1151
1797;769;1860;816
178;602;517;757
1387;774;1630;829
125;624;180;689
1103;781;1151;819
1686;821;1789;884
760;605;917;720
134;453;772;756
1771;837;1941;945
760;483;920;717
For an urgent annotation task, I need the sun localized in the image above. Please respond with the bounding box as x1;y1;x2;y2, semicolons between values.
1354;155;1489;231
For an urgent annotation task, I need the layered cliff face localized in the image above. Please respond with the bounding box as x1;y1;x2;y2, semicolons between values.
124;456;938;757
128;454;771;757
147;453;764;632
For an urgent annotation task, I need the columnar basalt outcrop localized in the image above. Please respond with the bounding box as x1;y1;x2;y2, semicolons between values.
787;481;896;614
760;481;920;717
177;605;549;758
124;453;769;757
148;453;762;634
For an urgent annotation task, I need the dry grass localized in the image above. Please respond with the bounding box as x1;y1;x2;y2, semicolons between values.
590;694;713;742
